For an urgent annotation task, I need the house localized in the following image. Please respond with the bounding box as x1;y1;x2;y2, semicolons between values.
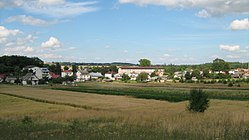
118;66;164;75
5;77;17;84
0;74;6;83
76;69;90;81
22;73;39;85
61;70;73;77
104;71;117;80
118;66;164;81
49;72;60;79
23;65;50;79
128;73;138;80
243;71;249;79
90;72;103;79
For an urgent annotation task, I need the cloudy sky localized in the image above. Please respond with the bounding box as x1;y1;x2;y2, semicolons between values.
0;0;248;64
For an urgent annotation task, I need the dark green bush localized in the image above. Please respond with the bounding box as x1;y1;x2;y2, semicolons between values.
228;82;233;87
187;89;209;113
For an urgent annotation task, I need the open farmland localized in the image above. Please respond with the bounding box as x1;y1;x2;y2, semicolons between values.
0;84;249;139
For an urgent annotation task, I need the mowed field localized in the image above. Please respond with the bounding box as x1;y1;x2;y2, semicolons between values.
0;84;249;139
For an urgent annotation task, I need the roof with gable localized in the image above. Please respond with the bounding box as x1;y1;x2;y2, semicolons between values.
78;69;89;75
49;72;60;79
22;73;39;81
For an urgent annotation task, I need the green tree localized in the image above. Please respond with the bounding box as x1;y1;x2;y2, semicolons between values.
139;59;151;66
49;63;61;75
136;72;148;82
191;70;202;80
121;74;130;82
203;69;210;78
185;71;192;80
187;89;209;113
164;65;176;78
212;58;230;72
64;66;69;70
72;65;78;75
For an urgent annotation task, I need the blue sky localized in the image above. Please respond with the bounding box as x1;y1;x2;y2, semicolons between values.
0;0;248;64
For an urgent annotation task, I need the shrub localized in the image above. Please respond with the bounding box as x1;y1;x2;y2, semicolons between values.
228;82;233;87
136;72;148;83
187;89;209;113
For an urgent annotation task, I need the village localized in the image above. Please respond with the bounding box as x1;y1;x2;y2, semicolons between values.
1;61;249;86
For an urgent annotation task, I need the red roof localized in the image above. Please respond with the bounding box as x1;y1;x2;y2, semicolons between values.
49;72;60;79
0;74;6;79
63;70;72;72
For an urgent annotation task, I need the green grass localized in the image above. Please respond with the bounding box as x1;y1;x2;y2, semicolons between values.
53;84;249;102
53;87;190;102
1;117;248;140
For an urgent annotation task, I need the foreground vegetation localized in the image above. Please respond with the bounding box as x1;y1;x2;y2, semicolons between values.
0;85;249;139
1;115;249;140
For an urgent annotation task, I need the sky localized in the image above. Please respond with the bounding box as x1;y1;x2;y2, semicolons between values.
0;0;248;65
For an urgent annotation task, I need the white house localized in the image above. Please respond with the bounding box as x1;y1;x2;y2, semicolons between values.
104;71;117;80
61;70;73;77
76;69;90;81
22;73;39;85
118;66;164;75
90;72;103;79
23;65;50;79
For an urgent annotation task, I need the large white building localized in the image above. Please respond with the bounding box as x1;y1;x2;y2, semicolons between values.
23;65;50;79
118;66;164;75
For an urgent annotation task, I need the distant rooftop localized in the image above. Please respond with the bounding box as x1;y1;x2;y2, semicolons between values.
119;66;164;69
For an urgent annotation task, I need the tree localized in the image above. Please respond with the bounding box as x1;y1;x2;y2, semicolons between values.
203;69;210;78
139;59;151;66
150;71;157;77
212;58;230;72
121;74;130;82
185;72;192;80
72;65;78;75
187;89;209;113
191;70;202;80
49;63;61;75
136;72;148;82
64;66;69;70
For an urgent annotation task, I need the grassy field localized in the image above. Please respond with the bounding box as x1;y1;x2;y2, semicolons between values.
52;82;249;102
0;84;249;139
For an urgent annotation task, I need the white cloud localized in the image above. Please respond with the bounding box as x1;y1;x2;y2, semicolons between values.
41;37;62;49
226;55;240;59
0;0;25;8
104;45;111;48
229;18;249;30
219;44;240;51
196;9;210;18
0;38;7;44
0;26;21;38
6;15;59;26
23;1;98;18
163;53;171;57
39;53;63;59
119;0;249;17
0;0;98;18
38;0;65;5
4;46;34;55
